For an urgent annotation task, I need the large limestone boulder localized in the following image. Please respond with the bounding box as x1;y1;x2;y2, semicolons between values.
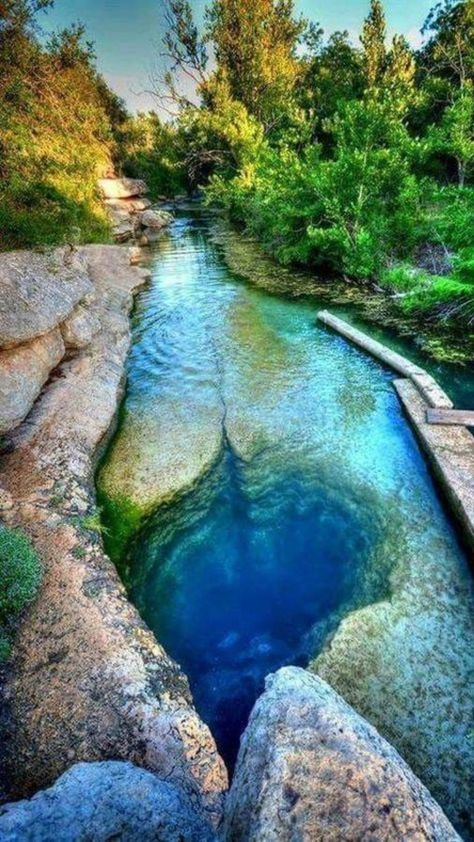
0;328;65;435
0;761;216;841
224;667;459;842
98;178;148;200
0;247;93;349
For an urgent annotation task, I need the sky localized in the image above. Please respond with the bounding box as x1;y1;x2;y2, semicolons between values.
42;0;435;112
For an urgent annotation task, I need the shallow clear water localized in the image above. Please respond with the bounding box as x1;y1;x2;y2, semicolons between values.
101;212;473;774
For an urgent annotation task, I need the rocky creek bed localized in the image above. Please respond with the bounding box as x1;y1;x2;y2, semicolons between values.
98;210;474;837
0;200;472;840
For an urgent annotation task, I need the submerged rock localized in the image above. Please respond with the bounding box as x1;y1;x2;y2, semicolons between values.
97;399;224;557
224;667;459;841
0;761;216;841
311;519;474;835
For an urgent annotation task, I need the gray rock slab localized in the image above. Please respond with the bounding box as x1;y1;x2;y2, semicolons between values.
224;667;459;842
60;302;100;350
98;178;148;199
0;248;93;349
394;377;474;551
139;209;174;229
0;761;216;841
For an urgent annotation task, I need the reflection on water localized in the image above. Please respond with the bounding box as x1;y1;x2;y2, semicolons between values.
102;212;473;776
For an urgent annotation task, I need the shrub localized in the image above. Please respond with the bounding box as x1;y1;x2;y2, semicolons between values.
382;264;474;322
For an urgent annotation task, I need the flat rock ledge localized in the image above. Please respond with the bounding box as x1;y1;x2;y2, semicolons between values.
224;667;459;842
0;247;93;349
0;247;106;435
0;244;227;826
0;761;216;841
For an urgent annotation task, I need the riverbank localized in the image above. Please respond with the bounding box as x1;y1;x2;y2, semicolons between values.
0;243;227;824
209;215;474;367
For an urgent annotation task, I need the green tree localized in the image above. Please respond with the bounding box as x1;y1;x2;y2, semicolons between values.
0;0;127;248
206;0;306;129
361;0;386;89
420;0;474;93
361;0;415;113
427;85;474;185
300;29;363;144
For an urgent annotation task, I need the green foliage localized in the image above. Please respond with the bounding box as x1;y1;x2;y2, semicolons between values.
424;185;474;249
209;98;423;279
0;526;42;661
426;86;474;186
120;113;187;198
382;255;474;322
171;0;473;334
0;3;126;250
206;0;306;130
2;0;473;339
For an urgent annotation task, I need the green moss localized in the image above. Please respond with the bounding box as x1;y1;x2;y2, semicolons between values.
96;490;144;566
69;509;109;537
0;526;42;662
0;631;11;663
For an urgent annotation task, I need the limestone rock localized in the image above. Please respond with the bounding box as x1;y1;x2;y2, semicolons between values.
105;197;152;213
139;209;174;230
97;397;224;555
224;667;459;842
0;328;65;435
112;220;137;243
98;178;148;200
60;303;100;350
0;248;93;349
128;246;143;265
0;761;216;841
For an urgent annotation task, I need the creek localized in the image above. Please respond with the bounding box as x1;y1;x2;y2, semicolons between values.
98;211;474;817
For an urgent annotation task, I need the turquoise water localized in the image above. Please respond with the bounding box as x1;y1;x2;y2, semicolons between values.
101;212;473;782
